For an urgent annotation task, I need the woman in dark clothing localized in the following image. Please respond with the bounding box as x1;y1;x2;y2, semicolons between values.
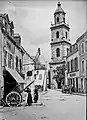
25;88;32;106
34;87;38;103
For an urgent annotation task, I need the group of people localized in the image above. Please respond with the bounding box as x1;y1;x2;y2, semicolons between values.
24;86;39;106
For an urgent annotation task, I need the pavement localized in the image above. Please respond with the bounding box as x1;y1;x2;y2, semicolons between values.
56;89;87;96
0;89;86;120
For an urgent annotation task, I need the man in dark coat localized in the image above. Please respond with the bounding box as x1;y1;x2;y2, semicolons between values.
34;87;38;103
25;88;32;106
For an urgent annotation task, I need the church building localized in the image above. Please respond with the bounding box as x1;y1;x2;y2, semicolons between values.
49;2;71;89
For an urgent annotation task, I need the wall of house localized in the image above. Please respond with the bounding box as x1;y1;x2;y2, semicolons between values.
0;14;25;100
23;52;34;81
77;32;87;93
67;50;80;92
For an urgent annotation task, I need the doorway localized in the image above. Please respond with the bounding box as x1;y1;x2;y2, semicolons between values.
76;78;78;92
4;70;17;98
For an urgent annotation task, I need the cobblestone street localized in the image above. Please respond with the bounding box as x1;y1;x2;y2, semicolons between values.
0;90;86;120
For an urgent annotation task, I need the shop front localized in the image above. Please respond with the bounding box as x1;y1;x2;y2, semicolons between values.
3;67;25;99
67;71;80;92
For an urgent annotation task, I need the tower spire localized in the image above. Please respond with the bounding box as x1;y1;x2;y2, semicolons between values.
57;2;61;7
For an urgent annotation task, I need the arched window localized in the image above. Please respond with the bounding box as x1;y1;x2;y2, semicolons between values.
66;32;67;39
56;48;60;57
56;31;59;38
63;17;65;22
85;41;87;52
57;17;59;22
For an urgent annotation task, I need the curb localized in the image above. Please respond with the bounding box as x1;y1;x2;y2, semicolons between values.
56;89;86;96
40;89;49;95
40;91;48;95
71;93;86;96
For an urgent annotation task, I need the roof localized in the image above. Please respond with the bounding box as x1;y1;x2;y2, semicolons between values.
54;2;65;15
21;46;35;63
76;31;87;43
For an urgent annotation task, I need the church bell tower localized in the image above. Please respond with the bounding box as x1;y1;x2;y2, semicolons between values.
49;2;71;89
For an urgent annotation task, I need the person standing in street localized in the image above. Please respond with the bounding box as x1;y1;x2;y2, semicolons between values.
34;86;38;103
25;88;33;106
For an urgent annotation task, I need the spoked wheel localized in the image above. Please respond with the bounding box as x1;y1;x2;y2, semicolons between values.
6;91;22;107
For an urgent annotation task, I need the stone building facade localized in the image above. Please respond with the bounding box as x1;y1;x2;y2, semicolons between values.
67;43;79;92
49;2;71;89
22;46;34;81
66;31;87;93
0;13;25;100
76;31;87;93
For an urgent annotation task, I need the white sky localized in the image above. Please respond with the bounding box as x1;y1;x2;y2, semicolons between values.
0;0;86;63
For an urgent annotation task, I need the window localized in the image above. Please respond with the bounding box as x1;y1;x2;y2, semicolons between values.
56;31;59;38
85;41;87;52
16;56;18;71
70;46;72;52
71;59;73;72
72;59;74;71
4;51;7;66
12;56;14;69
10;28;13;36
67;61;70;73
66;32;67;39
27;71;32;76
56;48;60;57
39;74;42;80
67;48;69;55
57;17;59;22
81;79;83;89
63;17;65;22
81;42;84;54
82;60;84;72
4;21;7;32
19;59;22;72
8;53;12;68
86;60;87;73
75;57;78;71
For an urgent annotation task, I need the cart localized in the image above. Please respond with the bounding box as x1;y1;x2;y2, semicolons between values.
1;80;34;107
62;85;72;94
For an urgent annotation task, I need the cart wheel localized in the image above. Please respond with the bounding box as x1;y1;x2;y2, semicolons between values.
6;91;22;107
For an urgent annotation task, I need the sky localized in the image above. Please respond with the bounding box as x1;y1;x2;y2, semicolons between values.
0;0;86;63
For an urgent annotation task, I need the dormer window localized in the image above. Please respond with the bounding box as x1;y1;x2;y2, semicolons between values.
56;31;59;38
57;17;59;22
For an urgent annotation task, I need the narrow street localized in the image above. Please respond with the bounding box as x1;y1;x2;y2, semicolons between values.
0;89;86;120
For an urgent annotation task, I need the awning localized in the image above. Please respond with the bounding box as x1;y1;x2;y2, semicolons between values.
5;67;25;84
